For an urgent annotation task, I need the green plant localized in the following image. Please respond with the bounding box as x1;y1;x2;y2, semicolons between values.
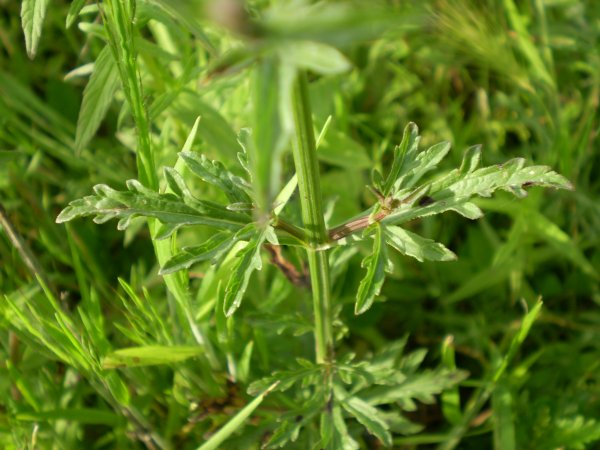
2;0;595;449
51;2;571;448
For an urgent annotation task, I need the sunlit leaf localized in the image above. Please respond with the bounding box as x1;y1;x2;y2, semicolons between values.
385;226;457;262
383;146;572;227
280;40;351;75
180;151;252;204
66;0;87;28
56;179;250;231
21;0;50;59
197;381;280;450
102;345;203;368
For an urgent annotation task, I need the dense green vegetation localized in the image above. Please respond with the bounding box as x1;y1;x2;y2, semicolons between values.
1;0;598;448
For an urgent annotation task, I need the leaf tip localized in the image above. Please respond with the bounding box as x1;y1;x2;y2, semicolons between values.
55;208;71;223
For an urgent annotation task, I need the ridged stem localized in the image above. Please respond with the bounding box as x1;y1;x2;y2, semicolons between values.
290;71;333;364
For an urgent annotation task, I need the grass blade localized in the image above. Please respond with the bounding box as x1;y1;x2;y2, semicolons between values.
197;381;279;450
102;345;203;368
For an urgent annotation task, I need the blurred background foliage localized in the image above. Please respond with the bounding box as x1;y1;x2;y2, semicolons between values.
0;0;599;448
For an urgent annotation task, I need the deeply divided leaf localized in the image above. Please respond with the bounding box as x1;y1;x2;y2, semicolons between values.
180;151;252;204
56;179;250;231
336;385;392;447
382;144;572;228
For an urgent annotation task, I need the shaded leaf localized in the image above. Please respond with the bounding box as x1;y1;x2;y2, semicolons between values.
355;223;387;315
16;408;123;425
224;231;266;316
361;369;468;406
538;416;600;450
75;45;120;153
332;405;360;450
160;225;255;275
336;385;392;447
493;382;516;450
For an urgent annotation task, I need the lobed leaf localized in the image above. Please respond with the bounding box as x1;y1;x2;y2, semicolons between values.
396;140;452;191
159;232;232;275
180;151;252;204
336;385;392;447
383;146;572;227
56;179;250;231
360;369;468;406
262;393;325;448
434;157;572;201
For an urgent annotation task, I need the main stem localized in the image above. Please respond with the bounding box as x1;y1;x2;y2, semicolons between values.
290;71;333;364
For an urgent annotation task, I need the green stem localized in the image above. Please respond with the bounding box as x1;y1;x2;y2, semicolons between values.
290;71;333;364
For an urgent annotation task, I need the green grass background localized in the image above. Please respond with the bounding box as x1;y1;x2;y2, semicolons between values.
1;0;599;448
